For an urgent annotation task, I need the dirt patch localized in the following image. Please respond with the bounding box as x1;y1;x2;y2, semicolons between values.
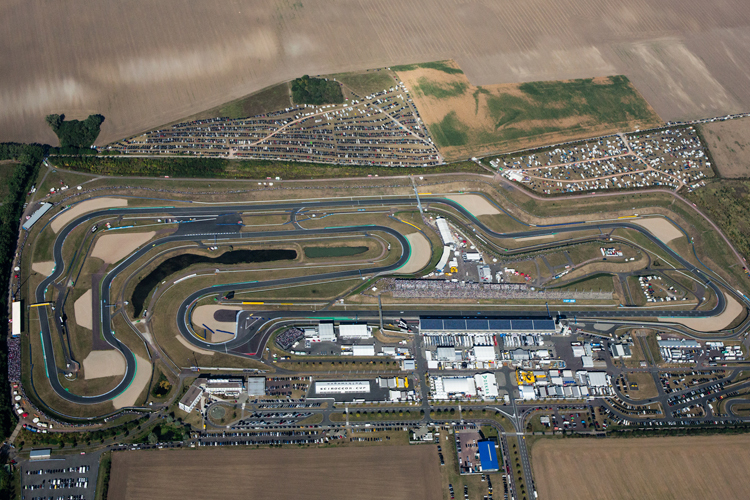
31;261;55;276
176;335;214;356
109;446;441;500
445;194;500;216
632;218;683;244
514;234;555;242
51;198;128;233
82;350;126;380
700;117;750;177
91;231;156;264
73;289;93;330
660;292;743;332
533;435;750;500
400;233;431;274
112;354;151;409
192;304;242;343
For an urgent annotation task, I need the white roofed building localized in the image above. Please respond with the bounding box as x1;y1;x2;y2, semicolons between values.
474;373;499;399
473;345;496;362
338;324;371;339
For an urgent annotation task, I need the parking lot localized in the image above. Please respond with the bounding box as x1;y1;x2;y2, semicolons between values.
20;452;100;500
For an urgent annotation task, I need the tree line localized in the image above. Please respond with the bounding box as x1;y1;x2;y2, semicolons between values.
45;113;104;152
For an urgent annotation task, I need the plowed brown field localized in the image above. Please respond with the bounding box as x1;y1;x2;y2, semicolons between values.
533;435;750;500
3;0;750;145
109;446;441;500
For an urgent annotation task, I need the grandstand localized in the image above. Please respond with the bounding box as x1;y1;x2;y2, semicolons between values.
419;316;559;335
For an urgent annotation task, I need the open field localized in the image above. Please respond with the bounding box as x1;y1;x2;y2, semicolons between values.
109;446;441;500
533;435;750;500
4;0;750;146
699;117;750;177
394;61;661;160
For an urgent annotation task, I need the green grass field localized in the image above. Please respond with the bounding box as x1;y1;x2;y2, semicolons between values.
189;82;291;120
328;70;396;96
391;61;464;75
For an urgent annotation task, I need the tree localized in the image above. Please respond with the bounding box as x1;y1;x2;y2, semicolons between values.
46;114;63;131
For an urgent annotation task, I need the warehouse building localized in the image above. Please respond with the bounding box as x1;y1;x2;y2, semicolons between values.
477;441;499;472
315;380;371;394
432;376;477;399
338;323;371;339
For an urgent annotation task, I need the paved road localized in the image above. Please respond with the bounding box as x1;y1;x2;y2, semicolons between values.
35;195;744;404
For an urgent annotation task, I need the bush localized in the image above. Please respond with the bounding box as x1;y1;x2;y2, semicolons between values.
291;75;344;105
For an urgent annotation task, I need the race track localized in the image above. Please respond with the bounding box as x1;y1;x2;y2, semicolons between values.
34;195;741;404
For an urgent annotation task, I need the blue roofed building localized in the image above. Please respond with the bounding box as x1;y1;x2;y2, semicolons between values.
477;440;499;472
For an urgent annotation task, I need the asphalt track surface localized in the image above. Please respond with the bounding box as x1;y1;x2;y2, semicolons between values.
35;196;736;404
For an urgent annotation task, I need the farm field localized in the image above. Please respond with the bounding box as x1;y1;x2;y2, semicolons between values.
4;0;750;145
699;117;750;177
108;446;442;500
393;61;662;160
532;435;750;500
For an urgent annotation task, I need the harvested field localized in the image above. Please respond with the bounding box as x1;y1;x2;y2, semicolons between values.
632;218;683;245
400;232;431;274
91;231;156;264
5;0;750;145
445;194;500;216
82;350;126;380
700;117;750;177
660;292;743;332
73;289;93;330
50;198;128;233
109;446;441;500
533;435;750;500
112;353;150;409
31;260;55;276
395;62;662;159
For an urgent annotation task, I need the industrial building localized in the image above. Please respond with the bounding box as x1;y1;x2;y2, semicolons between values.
315;380;371;394
179;385;203;412
338;323;371;339
22;203;52;231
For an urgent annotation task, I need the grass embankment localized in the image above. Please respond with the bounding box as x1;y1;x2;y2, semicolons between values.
50;155;486;179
